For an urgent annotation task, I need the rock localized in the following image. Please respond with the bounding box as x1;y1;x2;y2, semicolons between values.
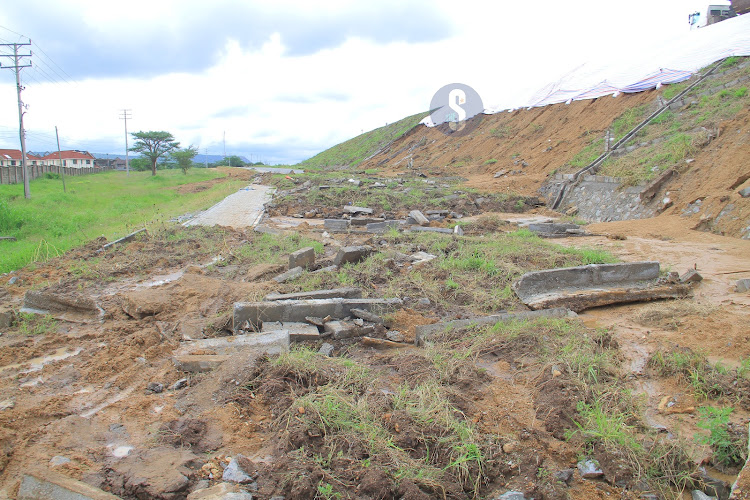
324;320;375;339
333;245;374;266
18;470;121;500
348;179;361;187
343;205;373;215
494;170;508;178
417;298;431;306
272;266;304;283
0;287;9;301
147;382;164;393
49;456;71;467
554;468;574;485
739;186;750;198
411;252;437;265
386;330;404;342
8;277;18;285
318;343;334;357
696;468;730;499
173;355;229;373
453;224;464;236
313;265;338;273
408;210;430;226
680;269;703;284
289;247;315;270
577;459;604;479
496;492;526;500
222;455;255;484
735;279;750;293
0;307;14;329
691;491;716;500
0;398;15;410
172;378;188;391
188;483;254;500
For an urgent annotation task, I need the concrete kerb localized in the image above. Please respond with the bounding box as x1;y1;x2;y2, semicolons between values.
233;298;403;333
414;308;571;346
18;470;122;500
176;330;290;355
264;287;363;301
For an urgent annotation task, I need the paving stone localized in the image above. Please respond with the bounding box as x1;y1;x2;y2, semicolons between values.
334;245;374;266
272;266;304;283
172;355;230;373
288;247;315;270
408;210;430;226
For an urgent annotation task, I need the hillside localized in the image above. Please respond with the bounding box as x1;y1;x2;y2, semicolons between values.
297;111;426;169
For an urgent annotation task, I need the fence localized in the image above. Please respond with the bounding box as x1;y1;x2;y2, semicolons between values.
0;164;115;185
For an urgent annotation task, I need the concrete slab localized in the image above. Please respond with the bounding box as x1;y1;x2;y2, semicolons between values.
18;471;121;499
177;330;290;355
409;210;430;226
324;320;375;339
184;185;275;229
264;287;362;301
324;219;350;232
233;298;402;333
415;308;571;346
23;290;101;320
343;206;373;215
261;322;320;342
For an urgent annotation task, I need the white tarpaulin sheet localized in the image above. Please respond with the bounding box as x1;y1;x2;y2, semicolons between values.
422;14;750;126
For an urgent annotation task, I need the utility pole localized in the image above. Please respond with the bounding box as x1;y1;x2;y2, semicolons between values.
55;126;67;193
119;109;132;175
204;148;208;168
1;41;32;199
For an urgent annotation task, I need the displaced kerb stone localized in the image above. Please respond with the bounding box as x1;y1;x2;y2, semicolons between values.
289;247;315;270
690;491;715;500
334;245;374;266
314;265;338;273
324;219;350;232
273;266;304;283
408;210;430;226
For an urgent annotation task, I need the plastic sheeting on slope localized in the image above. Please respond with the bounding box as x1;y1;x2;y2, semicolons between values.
422;14;750;126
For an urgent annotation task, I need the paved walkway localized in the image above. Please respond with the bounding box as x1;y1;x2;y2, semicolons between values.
183;185;276;229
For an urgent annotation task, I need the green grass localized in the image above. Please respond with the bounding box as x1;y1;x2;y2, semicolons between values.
0;169;246;273
298;111;427;169
695;406;748;468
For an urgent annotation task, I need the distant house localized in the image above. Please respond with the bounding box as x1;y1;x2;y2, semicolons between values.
39;150;96;168
0;149;36;167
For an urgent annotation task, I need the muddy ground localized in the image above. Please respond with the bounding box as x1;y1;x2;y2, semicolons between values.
0;176;749;499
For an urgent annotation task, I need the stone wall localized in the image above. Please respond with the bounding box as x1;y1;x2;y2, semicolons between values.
554;174;657;222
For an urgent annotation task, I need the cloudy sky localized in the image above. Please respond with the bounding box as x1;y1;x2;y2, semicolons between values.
0;0;728;164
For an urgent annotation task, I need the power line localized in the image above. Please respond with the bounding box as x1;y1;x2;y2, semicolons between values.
0;40;32;199
31;41;75;85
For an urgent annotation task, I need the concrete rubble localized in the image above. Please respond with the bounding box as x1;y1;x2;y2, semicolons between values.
513;262;692;312
18;470;122;500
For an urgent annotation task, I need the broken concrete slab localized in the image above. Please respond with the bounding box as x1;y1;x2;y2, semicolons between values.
366;220;402;233
233;298;402;333
680;269;703;284
408;210;430;226
97;228;147;254
177;330;290;356
362;337;408;349
172;355;230;373
408;226;453;234
289;247;315;270
528;222;586;237
272;266;304;283
513;262;691;312
262;321;320;342
350;308;384;324
736;279;750;293
23;290;101;320
415;308;571;346
313;265;338;273
351;217;385;226
264;287;362;301
343;205;373;215
324;219;350;232
324;320;375;339
334;245;374;266
19;470;122;499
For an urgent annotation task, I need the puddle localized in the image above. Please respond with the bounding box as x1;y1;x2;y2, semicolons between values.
0;347;83;375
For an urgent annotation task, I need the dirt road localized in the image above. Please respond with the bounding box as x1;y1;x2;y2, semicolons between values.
183;185;275;228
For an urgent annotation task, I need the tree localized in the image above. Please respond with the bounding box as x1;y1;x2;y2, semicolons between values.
129;131;180;176
171;146;198;175
129;157;151;172
210;155;246;167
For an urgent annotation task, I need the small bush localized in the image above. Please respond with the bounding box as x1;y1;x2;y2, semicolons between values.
695;406;748;468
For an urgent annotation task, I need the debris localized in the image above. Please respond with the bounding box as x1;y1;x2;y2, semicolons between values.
23;289;101;320
351;308;384;324
8;276;18;285
0;307;14;329
324;320;375;339
172;378;189;390
318;343;335;357
528;222;591;238
351;217;385;226
147;382;164;393
0;236;16;242
288;247;315;270
513;262;692;312
365;220;402;233
343;205;373;215
314;265;338;273
680;269;703;284
408;226;453;234
264;287;362;301
18;470;121;500
417;298;431;306
415;308;570;346
386;330;404;342
333;245;374;266
253;225;284;236
736;279;750;293
361;337;408;348
408;210;430;226
0;399;15;411
577;459;604;479
272;266;304;283
324;219;350;232
222;455;255;484
262;322;320;342
555;469;575;485
493;169;508;178
496;492;527;500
